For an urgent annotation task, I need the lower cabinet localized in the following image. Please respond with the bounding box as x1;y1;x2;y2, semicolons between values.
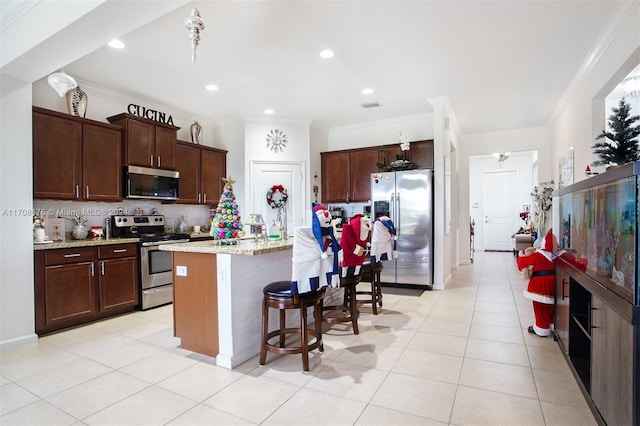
555;260;638;425
97;245;139;313
34;244;139;335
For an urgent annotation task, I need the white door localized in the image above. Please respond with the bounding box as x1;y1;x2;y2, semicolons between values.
249;161;305;236
482;170;518;251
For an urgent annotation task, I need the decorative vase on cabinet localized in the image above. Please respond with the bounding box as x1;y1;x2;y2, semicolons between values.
190;120;203;144
66;86;88;117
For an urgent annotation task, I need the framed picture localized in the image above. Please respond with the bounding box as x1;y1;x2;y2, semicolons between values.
45;218;66;242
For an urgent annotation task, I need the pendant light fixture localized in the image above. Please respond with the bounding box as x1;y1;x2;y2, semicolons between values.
47;70;77;97
185;8;205;64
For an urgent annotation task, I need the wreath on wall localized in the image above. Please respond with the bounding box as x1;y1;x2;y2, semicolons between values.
266;185;288;209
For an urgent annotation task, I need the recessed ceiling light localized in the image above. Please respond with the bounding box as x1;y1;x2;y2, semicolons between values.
264;108;275;114
205;84;218;91
319;49;334;59
362;88;374;95
107;39;125;49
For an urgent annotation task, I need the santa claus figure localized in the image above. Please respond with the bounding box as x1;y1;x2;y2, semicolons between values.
339;214;371;276
310;203;341;287
370;216;397;263
516;228;587;337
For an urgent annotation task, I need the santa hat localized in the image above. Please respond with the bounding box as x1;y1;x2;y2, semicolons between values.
311;203;330;254
541;229;553;252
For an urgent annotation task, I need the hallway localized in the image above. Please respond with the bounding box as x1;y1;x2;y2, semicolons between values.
0;251;597;425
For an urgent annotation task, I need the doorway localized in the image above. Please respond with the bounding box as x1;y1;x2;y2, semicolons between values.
249;161;306;236
469;151;537;252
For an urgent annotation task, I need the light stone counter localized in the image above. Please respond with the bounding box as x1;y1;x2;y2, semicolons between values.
158;237;293;255
33;237;139;250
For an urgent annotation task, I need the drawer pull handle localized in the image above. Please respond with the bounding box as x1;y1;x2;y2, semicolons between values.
64;253;81;258
113;249;127;253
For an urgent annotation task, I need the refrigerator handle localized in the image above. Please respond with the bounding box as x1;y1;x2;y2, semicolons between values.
389;193;395;223
396;192;401;236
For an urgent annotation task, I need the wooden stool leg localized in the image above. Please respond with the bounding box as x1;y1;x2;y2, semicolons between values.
259;298;268;365
315;299;324;352
278;308;286;347
370;279;378;315
300;302;309;371
348;284;359;335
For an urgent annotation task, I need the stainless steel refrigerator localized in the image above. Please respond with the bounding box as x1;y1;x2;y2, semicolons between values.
371;169;433;289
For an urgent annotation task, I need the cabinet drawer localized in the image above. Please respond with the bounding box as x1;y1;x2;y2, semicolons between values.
98;244;137;260
45;247;95;266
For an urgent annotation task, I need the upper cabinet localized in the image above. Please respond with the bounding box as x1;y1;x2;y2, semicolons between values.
321;140;434;204
176;141;227;205
33;107;122;201
107;113;179;170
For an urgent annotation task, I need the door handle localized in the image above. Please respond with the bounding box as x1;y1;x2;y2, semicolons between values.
100;261;105;275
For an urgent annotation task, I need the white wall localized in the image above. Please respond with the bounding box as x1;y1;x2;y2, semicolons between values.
327;113;433;151
550;3;639;180
0;77;38;348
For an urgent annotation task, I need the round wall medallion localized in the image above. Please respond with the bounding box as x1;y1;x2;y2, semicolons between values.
266;129;287;153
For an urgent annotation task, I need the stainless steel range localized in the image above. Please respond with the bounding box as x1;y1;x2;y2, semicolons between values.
110;215;189;310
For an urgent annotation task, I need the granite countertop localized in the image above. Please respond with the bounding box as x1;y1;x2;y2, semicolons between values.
33;237;140;251
159;237;293;255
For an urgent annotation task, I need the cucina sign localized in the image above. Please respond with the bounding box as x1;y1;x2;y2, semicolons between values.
127;103;175;126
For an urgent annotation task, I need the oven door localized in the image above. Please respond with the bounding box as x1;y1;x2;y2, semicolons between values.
140;245;173;291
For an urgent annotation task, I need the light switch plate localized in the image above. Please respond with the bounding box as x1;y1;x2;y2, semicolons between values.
176;265;187;276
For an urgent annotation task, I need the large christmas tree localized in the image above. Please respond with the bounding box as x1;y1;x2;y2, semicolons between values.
211;176;243;243
592;98;640;167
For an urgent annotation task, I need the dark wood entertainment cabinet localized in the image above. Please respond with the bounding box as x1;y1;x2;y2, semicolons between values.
553;162;639;426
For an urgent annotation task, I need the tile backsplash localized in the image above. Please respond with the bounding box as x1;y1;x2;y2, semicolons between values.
33;199;212;235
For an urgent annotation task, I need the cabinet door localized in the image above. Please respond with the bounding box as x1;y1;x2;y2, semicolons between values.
201;148;226;205
44;262;96;325
126;119;154;167
98;257;138;312
33;111;82;199
591;296;634;426
350;149;379;202
410;140;434;169
554;268;571;352
154;126;177;170
321;151;351;203
176;143;201;204
82;123;122;201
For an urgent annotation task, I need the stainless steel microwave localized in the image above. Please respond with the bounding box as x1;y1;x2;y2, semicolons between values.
124;165;179;201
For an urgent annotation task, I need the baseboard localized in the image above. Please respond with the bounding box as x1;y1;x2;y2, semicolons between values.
0;333;38;351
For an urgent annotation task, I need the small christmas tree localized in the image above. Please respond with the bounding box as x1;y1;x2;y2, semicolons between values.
211;176;243;244
591;98;640;167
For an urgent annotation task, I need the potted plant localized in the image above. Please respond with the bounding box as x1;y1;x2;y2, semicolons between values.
591;98;640;167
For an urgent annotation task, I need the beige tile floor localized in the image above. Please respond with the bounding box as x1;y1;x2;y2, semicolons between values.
0;251;598;425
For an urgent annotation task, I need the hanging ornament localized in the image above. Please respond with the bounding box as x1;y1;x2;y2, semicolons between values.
185;8;205;64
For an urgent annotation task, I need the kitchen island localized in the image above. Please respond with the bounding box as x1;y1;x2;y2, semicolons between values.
159;238;293;369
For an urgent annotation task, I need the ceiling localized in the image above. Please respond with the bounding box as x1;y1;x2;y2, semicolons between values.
10;1;634;135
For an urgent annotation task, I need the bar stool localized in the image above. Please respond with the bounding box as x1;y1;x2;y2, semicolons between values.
259;281;325;371
322;273;361;334
358;261;383;314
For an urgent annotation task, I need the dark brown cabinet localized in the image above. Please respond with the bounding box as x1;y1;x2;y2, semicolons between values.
33;107;122;201
34;244;139;335
97;245;138;313
321;148;379;203
176;141;227;205
107;113;179;170
320;140;434;204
